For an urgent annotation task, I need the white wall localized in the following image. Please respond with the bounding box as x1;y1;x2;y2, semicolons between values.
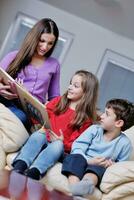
0;0;134;93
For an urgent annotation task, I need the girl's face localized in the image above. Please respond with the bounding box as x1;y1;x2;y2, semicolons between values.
100;107;117;131
67;74;84;101
36;33;56;56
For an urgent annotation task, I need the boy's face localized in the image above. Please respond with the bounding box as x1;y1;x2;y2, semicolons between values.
100;107;117;131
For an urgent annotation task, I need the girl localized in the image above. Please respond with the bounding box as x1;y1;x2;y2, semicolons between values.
12;70;99;180
0;18;60;125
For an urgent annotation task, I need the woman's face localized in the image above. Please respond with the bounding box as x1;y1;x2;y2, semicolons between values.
36;33;56;56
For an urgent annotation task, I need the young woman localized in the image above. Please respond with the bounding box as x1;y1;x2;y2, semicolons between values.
12;70;99;180
0;18;60;125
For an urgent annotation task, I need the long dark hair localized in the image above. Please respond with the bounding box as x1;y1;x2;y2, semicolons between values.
54;70;99;130
6;18;59;78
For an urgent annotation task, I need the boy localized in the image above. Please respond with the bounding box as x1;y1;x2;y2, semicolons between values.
62;98;134;197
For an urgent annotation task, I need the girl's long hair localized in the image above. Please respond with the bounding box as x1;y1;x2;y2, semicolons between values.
6;18;59;78
54;70;99;130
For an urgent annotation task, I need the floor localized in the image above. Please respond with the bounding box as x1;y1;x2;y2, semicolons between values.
0;169;73;200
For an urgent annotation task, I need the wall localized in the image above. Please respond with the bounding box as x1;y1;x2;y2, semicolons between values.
0;0;134;93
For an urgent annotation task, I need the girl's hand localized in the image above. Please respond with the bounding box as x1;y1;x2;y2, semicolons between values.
44;101;49;106
49;129;64;142
38;126;46;134
57;129;64;141
49;130;58;141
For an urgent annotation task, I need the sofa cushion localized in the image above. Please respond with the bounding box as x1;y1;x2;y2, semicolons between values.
0;103;29;153
100;161;134;193
102;182;134;200
124;126;134;160
40;163;71;195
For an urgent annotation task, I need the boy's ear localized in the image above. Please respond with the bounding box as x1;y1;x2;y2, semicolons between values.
115;119;124;128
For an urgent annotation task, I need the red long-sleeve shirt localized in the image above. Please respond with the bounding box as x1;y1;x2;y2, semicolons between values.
46;97;93;153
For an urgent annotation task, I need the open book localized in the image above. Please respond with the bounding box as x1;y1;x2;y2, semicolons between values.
0;67;51;129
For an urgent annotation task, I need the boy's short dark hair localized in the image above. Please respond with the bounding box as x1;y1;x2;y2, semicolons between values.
106;98;134;131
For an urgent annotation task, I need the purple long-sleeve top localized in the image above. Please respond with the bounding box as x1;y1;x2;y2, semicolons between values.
0;51;60;103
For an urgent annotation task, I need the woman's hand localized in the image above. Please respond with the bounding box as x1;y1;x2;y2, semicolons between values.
15;78;24;87
15;78;26;90
0;80;18;100
1;77;26;100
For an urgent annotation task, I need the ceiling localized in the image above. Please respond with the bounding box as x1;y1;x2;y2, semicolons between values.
40;0;134;41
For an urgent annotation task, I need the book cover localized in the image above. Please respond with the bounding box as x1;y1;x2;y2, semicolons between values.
0;67;51;129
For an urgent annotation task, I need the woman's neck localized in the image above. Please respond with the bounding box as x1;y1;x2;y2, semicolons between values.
31;54;46;68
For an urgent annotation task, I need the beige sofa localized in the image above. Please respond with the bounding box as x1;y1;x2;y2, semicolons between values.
0;103;134;200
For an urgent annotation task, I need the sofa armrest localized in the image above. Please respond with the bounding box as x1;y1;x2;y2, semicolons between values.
0;103;29;153
100;161;134;193
0;146;6;170
6;152;18;169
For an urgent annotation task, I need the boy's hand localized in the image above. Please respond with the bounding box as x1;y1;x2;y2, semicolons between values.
88;157;106;165
88;157;114;168
104;159;115;167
